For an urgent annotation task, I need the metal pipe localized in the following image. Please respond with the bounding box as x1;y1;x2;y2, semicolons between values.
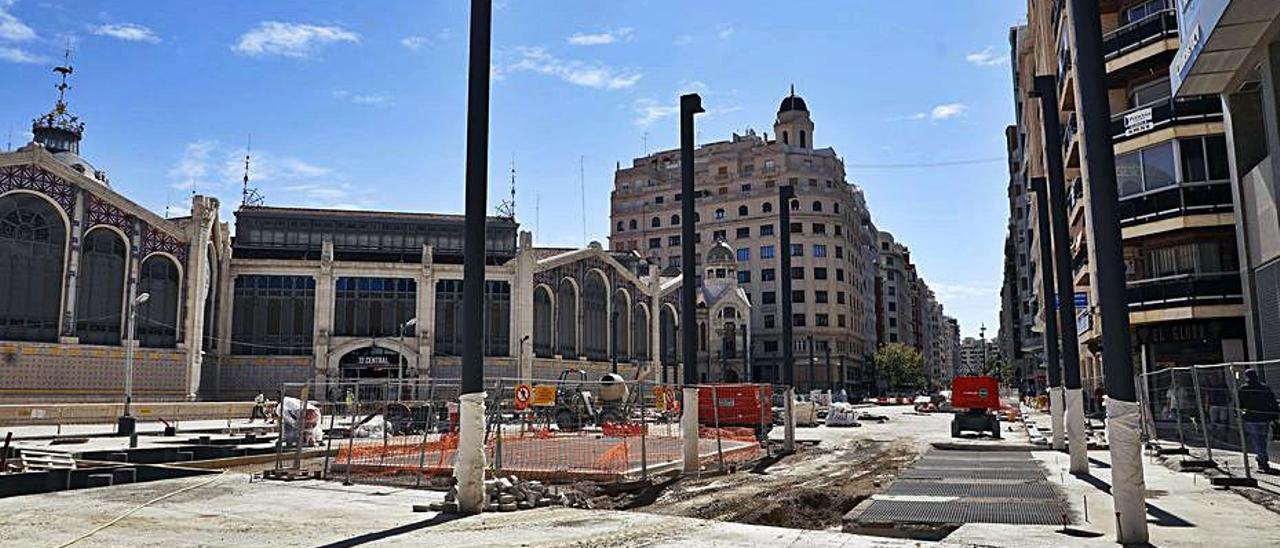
779;185;796;453
460;0;491;396
1069;1;1147;541
1226;365;1253;480
679;93;703;387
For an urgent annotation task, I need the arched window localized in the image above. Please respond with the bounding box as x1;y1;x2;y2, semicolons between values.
738;205;748;217
790;199;800;211
0;193;66;342
632;303;649;360
556;279;578;357
762;202;773;213
616;221;624;232
138;255;180;348
812;201;822;212
583;272;608;361
629;219;638;230
77;227;127;345
782;131;789;145
714;208;725;220
651;217;660;228
670;214;680;226
833;202;840;214
533;285;553;358
800;130;807;148
613;288;630;360
660;306;679;365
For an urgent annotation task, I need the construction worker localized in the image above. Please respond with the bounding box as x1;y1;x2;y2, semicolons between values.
1239;369;1280;473
250;390;267;422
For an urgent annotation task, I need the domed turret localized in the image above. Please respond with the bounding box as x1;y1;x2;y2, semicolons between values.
32;58;84;155
774;85;814;150
705;240;736;267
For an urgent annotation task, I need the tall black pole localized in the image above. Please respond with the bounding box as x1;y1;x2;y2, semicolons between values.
1069;0;1134;402
780;185;796;388
1031;177;1062;392
825;344;832;392
679;94;703;387
1069;0;1147;542
1033;76;1083;393
807;335;815;393
460;0;490;396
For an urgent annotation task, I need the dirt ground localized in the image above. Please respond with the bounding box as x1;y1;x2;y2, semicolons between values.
572;437;921;531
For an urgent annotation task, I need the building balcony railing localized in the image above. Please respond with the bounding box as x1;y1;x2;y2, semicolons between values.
1110;95;1223;141
1126;272;1243;311
1058;44;1073;94
1103;9;1178;61
1062;113;1079;156
1118;180;1234;228
1066;177;1083;213
1072;245;1088;275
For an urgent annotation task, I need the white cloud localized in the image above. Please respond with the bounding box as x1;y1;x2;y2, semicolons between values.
965;46;1008;67
168;140;218;189
567;27;633;46
232;21;359;58
930;103;969;120
717;24;734;40
332;89;390;106
0;45;45;63
632;98;678;127
92;23;160;43
401;28;450;51
501;46;641;90
0;0;36;42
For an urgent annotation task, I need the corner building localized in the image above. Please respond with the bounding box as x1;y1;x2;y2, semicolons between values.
610;90;879;392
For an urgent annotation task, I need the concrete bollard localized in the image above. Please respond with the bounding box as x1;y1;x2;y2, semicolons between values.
454;392;487;514
682;387;699;474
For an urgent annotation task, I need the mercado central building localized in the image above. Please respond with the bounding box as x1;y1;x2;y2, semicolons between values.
0;75;753;403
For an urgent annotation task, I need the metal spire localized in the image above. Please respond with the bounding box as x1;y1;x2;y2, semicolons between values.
239;134;265;209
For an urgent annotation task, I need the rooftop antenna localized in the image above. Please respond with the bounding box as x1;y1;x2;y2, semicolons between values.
579;155;588;246
495;154;516;220
642;131;648;155
239;134;265;209
54;47;73;105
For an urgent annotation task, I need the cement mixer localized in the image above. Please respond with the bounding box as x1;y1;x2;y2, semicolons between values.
551;370;633;431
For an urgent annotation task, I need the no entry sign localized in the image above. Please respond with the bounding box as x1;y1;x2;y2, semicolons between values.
514;384;532;410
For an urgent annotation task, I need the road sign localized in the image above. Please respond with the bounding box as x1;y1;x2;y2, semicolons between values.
653;386;667;411
513;384;532;410
531;385;557;407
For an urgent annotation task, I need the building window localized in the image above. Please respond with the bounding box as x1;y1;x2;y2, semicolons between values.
762;290;777;304
760;224;774;236
76;228;127;346
890;334;898;342
792;290;806;303
668;235;681;247
629;219;638;230
835;246;844;259
736;227;751;239
1179;135;1230;183
649;238;661;249
763;339;778;352
738;205;749;217
889;302;897;312
741;183;752;192
834;225;843;236
737;270;751;283
889;318;898;327
833;203;840;214
713;229;727;241
434;279;510;357
762;202;773;213
616;221;624;232
815;314;829;327
838;314;846;328
670;214;681;226
791;267;805;279
669;256;681;268
790;243;804;256
836;291;846;304
815;290;829;304
1116;141;1175;197
793;314;806;327
231;275;316;356
812;223;826;235
737;248;751;262
760;245;776;259
836;268;845;282
137;255;181;348
715;208;726;219
812;201;823;212
888;285;896;296
813;244;827;257
814;267;828;280
763;315;776;329
761;268;776;281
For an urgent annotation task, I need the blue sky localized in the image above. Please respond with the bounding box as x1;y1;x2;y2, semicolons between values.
0;0;1025;338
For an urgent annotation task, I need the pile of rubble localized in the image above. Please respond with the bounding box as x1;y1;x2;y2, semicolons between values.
426;476;574;513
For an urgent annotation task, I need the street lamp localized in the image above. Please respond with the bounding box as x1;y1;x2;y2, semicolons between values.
119;292;150;441
398;317;418;401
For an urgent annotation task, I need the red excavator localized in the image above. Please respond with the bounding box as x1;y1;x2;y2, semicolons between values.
950;376;1002;439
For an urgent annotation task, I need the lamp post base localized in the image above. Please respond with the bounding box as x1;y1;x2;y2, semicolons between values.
117;415;136;437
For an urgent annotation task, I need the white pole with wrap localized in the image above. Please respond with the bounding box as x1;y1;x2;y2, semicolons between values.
1049;386;1065;450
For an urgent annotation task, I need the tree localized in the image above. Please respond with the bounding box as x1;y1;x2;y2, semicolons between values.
981;357;1013;385
873;343;925;393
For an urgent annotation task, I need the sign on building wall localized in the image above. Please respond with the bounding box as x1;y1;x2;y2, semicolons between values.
1123;108;1154;137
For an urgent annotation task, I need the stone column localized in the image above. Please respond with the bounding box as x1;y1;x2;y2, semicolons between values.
649;272;662;383
184;196;217;400
419;244;435;379
59;187;85;342
314;239;335;379
513;232;535;381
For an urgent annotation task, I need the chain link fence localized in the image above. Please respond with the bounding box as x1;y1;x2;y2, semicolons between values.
1140;360;1280;490
271;375;775;488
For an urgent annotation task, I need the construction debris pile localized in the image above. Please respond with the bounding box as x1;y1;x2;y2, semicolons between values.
426;475;574;513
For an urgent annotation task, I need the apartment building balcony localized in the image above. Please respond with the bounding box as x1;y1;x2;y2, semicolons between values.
1118;180;1234;237
1072;244;1089;285
1110;95;1223;144
1126;272;1243;313
1103;9;1179;73
1062;113;1080;168
1067;177;1084;225
1058;43;1075;112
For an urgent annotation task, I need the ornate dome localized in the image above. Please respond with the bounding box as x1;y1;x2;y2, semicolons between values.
778;85;808;114
705;241;736;266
